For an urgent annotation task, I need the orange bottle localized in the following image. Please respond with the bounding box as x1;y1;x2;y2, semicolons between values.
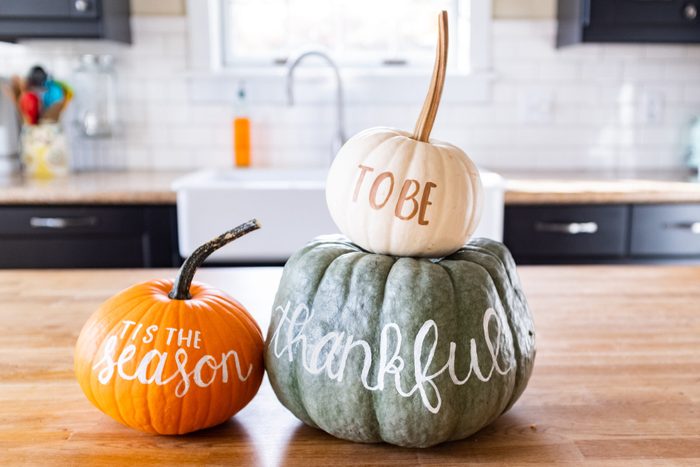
233;85;250;167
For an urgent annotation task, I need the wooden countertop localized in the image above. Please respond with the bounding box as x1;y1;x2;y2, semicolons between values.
2;169;700;206
2;266;699;465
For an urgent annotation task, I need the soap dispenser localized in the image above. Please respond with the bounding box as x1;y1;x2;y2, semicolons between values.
233;82;251;168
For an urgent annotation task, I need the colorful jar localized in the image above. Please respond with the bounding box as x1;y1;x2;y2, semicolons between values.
20;123;70;178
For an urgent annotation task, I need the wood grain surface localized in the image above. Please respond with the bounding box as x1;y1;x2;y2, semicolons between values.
1;266;699;466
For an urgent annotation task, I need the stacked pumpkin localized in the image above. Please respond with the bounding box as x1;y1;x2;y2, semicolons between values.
73;10;535;448
264;11;536;448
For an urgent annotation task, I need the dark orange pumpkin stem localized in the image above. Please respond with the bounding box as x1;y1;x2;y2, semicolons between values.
169;219;261;300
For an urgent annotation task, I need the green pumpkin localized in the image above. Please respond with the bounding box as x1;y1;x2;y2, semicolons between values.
264;236;535;448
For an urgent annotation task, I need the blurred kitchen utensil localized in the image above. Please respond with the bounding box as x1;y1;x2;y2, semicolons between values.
10;76;22;103
4;65;74;177
27;66;48;89
18;92;40;124
7;68;74;125
42;80;65;109
55;80;73;104
1;77;21;109
41;102;64;122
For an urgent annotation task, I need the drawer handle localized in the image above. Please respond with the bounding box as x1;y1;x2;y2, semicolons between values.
534;221;599;235
665;222;700;234
30;216;99;229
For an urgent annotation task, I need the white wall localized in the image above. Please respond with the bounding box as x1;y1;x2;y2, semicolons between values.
0;16;699;171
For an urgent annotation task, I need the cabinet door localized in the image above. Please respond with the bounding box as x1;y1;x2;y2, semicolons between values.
0;0;98;19
630;204;700;257
589;0;697;27
0;205;178;268
504;204;629;260
583;0;700;43
0;0;131;43
0;237;146;268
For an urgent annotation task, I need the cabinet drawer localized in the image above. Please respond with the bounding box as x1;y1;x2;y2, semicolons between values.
0;205;179;268
504;205;628;258
630;204;700;256
0;206;144;236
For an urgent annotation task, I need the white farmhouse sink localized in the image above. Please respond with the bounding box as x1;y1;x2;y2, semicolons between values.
173;168;504;263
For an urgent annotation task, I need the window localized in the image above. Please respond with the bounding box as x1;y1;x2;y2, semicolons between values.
221;0;471;70
187;0;492;102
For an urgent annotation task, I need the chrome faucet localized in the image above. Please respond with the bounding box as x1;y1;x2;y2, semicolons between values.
285;50;347;161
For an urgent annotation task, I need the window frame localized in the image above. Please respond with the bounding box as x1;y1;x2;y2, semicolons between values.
186;0;493;103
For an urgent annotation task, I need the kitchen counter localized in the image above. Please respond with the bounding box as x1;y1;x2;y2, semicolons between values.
2;169;700;206
1;266;699;465
503;170;700;204
0;171;181;204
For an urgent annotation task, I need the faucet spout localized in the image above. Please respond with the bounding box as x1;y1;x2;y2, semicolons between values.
285;49;347;161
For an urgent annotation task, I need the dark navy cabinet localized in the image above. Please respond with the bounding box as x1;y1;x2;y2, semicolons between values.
505;203;700;264
0;0;131;43
630;204;700;257
505;205;629;262
0;205;179;268
558;0;700;46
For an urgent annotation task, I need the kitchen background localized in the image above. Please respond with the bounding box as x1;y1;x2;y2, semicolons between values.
1;0;698;171
2;0;700;269
5;2;700;463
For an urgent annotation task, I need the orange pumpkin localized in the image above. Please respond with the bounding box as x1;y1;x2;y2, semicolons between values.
74;219;264;435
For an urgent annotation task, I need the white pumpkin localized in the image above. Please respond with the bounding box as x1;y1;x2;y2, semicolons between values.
325;11;483;257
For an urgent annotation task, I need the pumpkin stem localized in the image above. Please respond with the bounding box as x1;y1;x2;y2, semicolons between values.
412;10;449;143
169;219;261;300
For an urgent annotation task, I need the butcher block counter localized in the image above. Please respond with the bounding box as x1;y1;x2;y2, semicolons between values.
1;266;699;465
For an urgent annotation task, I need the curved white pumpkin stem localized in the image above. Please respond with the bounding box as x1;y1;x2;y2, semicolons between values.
413;10;449;143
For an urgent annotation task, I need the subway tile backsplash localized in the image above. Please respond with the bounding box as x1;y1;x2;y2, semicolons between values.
0;17;698;171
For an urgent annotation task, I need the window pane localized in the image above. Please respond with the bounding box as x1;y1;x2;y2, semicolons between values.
222;0;463;67
226;0;289;60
